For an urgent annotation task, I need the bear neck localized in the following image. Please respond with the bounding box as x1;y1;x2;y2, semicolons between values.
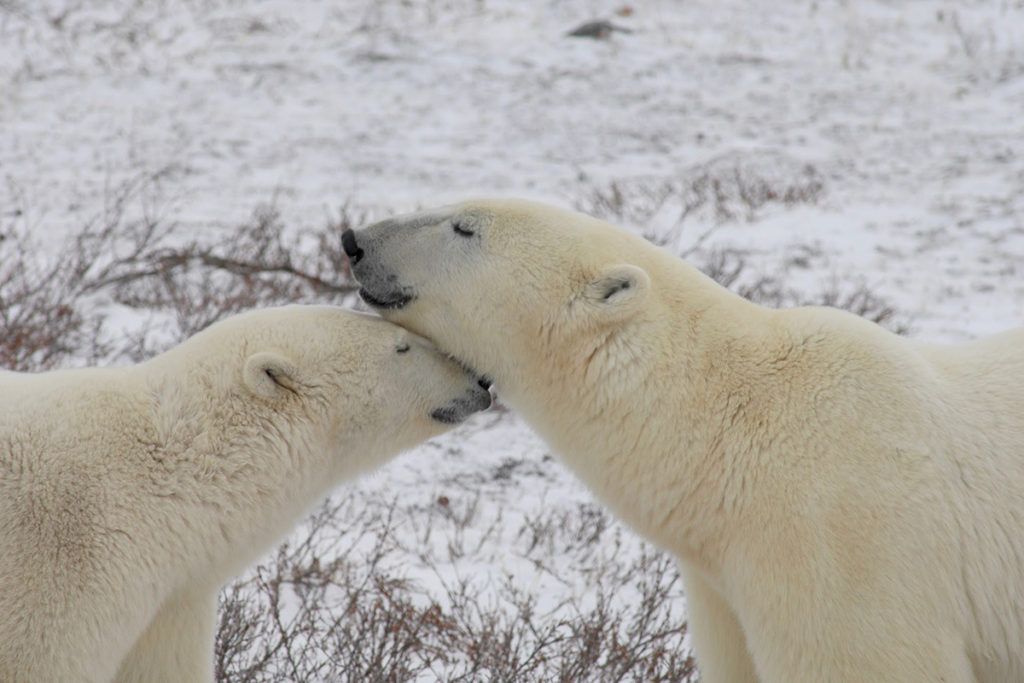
504;261;784;575
137;358;332;585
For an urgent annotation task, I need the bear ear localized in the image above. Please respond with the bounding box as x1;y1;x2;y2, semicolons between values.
582;264;650;323
243;351;302;399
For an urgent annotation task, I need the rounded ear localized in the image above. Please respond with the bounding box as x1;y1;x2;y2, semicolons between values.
582;264;650;323
243;351;302;399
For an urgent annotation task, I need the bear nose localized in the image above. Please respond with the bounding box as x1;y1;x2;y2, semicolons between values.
341;229;364;265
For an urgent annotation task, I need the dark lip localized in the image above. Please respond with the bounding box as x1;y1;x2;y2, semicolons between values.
358;287;413;310
429;406;462;424
430;389;492;425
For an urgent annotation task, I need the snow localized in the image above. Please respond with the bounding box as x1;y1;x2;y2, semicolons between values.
3;0;1023;674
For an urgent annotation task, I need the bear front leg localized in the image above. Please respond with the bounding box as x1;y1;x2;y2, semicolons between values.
115;589;216;683
747;623;977;683
680;564;760;683
737;572;978;683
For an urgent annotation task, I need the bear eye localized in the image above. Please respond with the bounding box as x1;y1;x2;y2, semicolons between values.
452;220;475;237
395;343;411;354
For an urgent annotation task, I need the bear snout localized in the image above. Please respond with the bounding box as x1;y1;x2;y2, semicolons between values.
341;229;364;265
430;384;492;424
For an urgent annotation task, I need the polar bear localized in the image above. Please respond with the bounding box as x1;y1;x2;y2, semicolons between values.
0;305;491;683
343;199;1024;683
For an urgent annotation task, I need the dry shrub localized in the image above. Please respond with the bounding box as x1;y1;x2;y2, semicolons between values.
579;149;825;242
577;162;910;334
104;200;363;349
0;170;171;369
216;494;697;683
0;227;103;370
697;246;910;334
0;172;365;368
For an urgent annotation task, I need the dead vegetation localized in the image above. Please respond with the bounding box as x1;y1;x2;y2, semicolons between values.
577;155;909;335
0;171;364;367
578;150;826;244
214;494;697;683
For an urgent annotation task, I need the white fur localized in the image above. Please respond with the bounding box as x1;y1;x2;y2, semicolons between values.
350;199;1024;682
0;305;487;682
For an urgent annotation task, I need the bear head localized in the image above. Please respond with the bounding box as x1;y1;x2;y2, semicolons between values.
148;305;492;484
342;199;655;404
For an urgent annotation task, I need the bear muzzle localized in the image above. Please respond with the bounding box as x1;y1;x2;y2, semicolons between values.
430;382;493;424
342;229;415;310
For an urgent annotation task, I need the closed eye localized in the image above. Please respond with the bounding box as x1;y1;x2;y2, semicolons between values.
452;220;475;237
396;343;411;354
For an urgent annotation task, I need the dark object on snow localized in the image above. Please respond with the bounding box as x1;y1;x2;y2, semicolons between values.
566;20;633;39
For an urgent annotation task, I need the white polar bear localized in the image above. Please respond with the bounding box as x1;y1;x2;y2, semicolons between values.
344;199;1024;683
0;305;491;683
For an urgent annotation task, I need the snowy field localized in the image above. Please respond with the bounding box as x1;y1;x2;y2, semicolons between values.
2;0;1023;680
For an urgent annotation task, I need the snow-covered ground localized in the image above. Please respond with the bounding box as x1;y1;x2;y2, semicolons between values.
4;0;1023;340
3;0;1023;678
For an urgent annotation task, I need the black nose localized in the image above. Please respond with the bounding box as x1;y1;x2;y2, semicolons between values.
341;229;363;265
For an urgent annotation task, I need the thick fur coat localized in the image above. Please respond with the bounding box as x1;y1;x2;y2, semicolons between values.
0;305;490;682
346;199;1024;682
